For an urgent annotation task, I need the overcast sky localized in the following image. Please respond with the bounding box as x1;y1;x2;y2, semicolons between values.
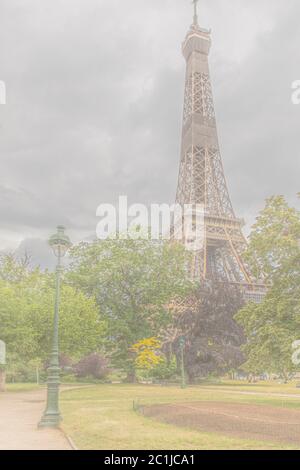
0;0;299;265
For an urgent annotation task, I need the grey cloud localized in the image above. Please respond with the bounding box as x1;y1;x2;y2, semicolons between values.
0;0;299;255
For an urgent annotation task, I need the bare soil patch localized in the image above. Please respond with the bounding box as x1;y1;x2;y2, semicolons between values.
143;401;300;446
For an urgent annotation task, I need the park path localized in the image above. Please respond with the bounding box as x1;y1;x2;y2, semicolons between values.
0;388;72;450
202;386;300;399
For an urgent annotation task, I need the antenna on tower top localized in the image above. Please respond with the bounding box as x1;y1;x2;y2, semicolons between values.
192;0;199;25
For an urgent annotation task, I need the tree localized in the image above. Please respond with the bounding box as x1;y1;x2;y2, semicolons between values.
236;251;300;381
131;337;163;370
68;239;192;381
0;266;106;373
172;282;245;382
0;253;32;283
244;195;300;282
31;278;106;361
236;196;300;380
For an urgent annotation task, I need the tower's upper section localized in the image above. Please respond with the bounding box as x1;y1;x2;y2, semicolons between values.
183;0;211;60
182;23;211;61
176;3;235;219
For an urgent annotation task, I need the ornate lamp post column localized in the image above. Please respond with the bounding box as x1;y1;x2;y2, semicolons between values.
39;226;71;428
179;336;186;389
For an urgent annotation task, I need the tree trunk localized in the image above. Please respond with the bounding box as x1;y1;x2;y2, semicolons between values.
0;369;6;392
281;371;289;384
125;370;137;383
165;344;172;366
187;373;194;384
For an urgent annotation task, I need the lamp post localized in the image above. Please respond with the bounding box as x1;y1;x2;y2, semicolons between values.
39;226;71;428
179;336;186;389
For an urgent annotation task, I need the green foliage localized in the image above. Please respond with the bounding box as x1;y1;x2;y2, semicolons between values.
0;255;106;374
150;356;178;381
5;356;43;383
244;195;300;281
236;252;300;379
68;239;192;377
0;253;32;283
236;196;300;380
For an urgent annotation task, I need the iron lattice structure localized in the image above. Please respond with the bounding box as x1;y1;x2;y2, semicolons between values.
175;16;265;302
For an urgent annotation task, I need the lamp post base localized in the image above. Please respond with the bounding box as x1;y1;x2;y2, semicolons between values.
38;364;61;429
38;412;62;429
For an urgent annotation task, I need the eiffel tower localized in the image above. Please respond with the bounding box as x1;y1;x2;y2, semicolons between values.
175;1;265;302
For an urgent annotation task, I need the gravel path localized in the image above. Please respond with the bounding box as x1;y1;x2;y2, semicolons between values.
0;388;72;450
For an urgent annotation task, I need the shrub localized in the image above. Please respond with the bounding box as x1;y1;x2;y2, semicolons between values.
151;357;178;380
74;353;110;380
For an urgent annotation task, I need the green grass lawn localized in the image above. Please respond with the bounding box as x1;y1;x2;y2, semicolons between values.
60;382;300;450
202;379;300;394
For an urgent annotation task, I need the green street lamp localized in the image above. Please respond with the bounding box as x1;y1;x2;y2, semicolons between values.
179;336;186;389
39;226;71;428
